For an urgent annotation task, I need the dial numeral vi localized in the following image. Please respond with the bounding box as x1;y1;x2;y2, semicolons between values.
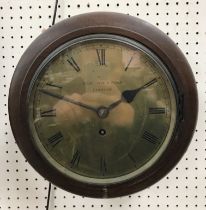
100;156;107;176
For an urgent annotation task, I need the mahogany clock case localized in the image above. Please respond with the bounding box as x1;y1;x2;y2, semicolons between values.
8;12;198;198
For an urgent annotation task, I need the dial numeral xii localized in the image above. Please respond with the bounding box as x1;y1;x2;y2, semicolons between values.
96;49;106;65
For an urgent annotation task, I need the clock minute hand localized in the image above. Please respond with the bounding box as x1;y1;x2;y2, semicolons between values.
39;89;98;113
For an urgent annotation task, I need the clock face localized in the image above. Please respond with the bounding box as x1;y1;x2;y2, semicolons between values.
28;34;177;184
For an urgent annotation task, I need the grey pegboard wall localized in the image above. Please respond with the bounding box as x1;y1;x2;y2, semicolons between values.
0;0;206;209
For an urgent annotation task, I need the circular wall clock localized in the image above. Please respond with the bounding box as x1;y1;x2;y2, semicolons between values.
9;12;198;198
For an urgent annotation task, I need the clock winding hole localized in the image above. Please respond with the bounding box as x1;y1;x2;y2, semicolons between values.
99;129;106;136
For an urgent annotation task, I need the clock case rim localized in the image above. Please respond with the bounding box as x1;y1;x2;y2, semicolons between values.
8;12;198;198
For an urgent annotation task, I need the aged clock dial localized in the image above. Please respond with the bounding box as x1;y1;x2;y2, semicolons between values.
9;12;197;197
29;35;176;184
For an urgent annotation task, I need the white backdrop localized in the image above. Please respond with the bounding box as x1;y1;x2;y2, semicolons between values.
0;0;206;209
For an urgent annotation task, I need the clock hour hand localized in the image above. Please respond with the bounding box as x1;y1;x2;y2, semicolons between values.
121;78;157;103
39;89;98;113
108;78;158;110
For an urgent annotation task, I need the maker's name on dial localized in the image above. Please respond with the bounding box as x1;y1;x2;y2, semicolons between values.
92;87;112;92
83;80;123;86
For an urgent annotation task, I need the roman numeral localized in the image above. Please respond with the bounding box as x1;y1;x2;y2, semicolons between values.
143;78;158;89
100;156;107;176
46;83;62;89
128;153;137;167
149;107;166;114
70;150;80;168
47;132;63;147
125;56;133;71
142;131;159;144
67;57;80;72
96;49;106;65
40;109;56;117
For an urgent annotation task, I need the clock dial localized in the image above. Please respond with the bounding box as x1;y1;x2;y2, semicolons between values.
28;35;177;184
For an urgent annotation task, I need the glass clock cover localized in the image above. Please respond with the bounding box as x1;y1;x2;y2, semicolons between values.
28;35;177;184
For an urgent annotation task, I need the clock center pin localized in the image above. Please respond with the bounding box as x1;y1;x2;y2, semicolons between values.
97;106;109;119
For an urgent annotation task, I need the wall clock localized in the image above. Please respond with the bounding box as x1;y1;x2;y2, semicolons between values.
8;12;198;198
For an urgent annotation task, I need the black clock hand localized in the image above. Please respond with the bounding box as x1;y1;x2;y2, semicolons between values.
108;78;158;110
39;89;98;113
108;99;122;110
122;78;158;103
